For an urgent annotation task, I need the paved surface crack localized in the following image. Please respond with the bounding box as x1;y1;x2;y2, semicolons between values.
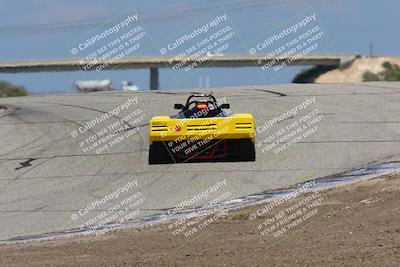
15;158;36;170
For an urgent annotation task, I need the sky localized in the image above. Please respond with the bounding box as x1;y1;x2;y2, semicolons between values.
0;0;399;94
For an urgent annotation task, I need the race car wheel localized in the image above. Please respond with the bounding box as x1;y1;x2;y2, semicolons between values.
148;142;174;164
238;139;256;162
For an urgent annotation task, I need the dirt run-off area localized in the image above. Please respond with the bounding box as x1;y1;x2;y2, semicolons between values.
1;173;399;267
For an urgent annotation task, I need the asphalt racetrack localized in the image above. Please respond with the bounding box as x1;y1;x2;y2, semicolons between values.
1;82;400;241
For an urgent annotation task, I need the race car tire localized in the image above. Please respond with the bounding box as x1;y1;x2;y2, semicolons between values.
238;139;256;161
148;142;174;164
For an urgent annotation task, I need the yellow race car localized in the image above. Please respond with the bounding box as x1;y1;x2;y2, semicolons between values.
149;94;255;164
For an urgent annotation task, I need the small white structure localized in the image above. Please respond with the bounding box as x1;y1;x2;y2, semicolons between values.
122;81;138;91
75;80;112;92
206;51;224;57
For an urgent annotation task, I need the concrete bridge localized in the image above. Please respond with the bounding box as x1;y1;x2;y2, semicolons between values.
0;54;358;90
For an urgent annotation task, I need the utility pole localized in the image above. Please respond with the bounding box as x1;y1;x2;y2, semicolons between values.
369;42;374;57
